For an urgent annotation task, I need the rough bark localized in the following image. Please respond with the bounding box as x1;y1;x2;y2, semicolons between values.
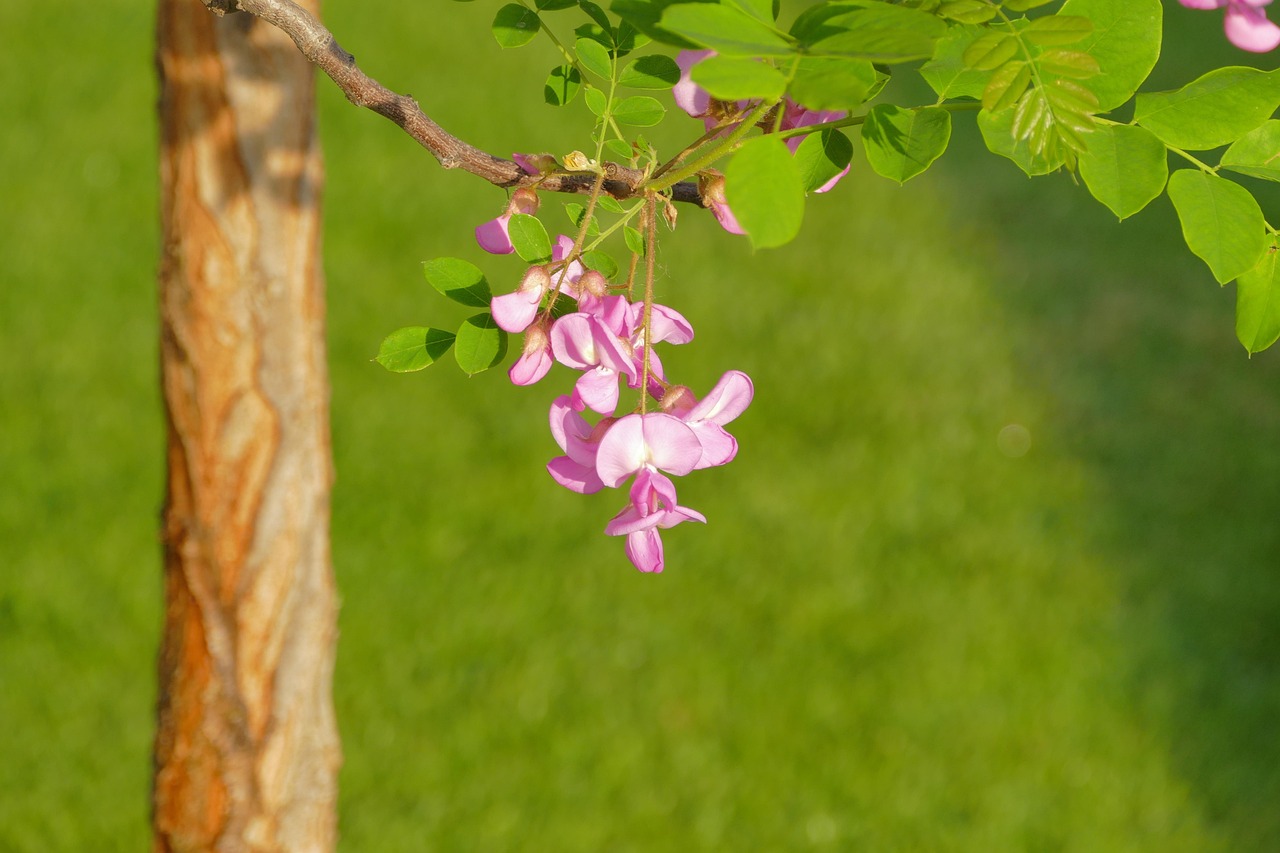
154;0;340;849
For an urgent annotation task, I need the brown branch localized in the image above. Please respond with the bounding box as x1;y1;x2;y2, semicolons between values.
201;0;706;205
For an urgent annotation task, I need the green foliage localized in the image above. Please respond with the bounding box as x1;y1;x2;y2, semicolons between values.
1058;0;1160;111
1236;240;1280;354
725;135;804;249
492;3;542;48
793;128;853;193
1135;67;1280;151
690;54;787;100
1221;121;1280;183
424;257;492;307
789;57;883;110
376;326;457;372
1167;170;1267;285
659;3;794;56
617;54;680;88
1077;124;1167;221
453;313;509;375
861;104;952;185
509;213;553;262
544;63;583;105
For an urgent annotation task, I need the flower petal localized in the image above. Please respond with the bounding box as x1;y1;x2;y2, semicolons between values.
1225;2;1280;51
547;455;605;494
475;214;514;254
687;370;754;426
625;528;665;573
640;414;703;476
595;414;648;487
508;346;552;386
574;367;622;415
491;290;541;333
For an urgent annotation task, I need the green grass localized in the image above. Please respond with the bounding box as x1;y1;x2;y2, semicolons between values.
2;1;1278;850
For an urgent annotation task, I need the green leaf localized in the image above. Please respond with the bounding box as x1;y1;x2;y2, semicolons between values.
983;61;1031;113
376;326;455;373
803;5;946;63
508;214;552;263
1221;120;1280;183
617;54;680;88
454;314;508;376
1237;240;1280;353
724;135;805;249
789;57;882;110
861;105;951;184
723;0;774;23
624;225;646;256
963;32;1018;72
564;202;601;236
611;0;704;48
1022;15;1092;47
1077;124;1167;220
660;3;795;56
578;0;614;37
537;0;577;9
921;25;995;101
1058;0;1161;112
1036;49;1101;79
690;55;787;100
937;0;997;24
582;249;619;278
1136;67;1280;151
978;108;1068;176
793;129;853;193
613;95;665;126
423;258;492;307
1167;170;1267;284
492;4;541;48
575;37;613;79
584;86;608;116
605;138;634;159
544;64;582;106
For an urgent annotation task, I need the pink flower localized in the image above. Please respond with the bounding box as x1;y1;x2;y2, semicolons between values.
546;395;611;494
673;50;717;128
701;174;745;236
594;413;708;573
549;313;637;414
1180;0;1280;51
594;412;704;487
491;265;553;334
476;188;540;254
508;318;553;386
662;370;754;470
606;468;707;573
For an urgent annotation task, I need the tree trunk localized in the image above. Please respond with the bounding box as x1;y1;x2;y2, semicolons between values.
154;0;339;849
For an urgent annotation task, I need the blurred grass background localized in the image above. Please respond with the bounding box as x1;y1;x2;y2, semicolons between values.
2;1;1279;849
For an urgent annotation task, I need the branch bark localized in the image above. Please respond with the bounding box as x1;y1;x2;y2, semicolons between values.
200;0;706;205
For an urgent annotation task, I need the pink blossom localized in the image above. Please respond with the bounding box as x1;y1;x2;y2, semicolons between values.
476;188;540;254
1180;0;1280;51
701;174;745;236
673;50;716;128
546;395;610;494
594;412;704;487
605;468;707;573
549;313;637;414
662;370;754;469
491;266;553;334
508;318;553;386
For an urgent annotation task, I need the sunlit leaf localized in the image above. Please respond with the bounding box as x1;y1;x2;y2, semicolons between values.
725;135;805;249
376;326;455;373
1136;67;1280;151
1167;170;1267;284
508;214;553;263
1236;239;1280;354
691;55;787;100
454;314;508;376
861;105;951;184
1077;124;1167;220
423;258;492;307
1220;120;1280;183
492;4;541;48
1059;0;1161;111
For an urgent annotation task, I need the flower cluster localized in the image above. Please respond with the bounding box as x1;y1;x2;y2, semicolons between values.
477;202;754;572
673;50;851;235
1180;0;1280;52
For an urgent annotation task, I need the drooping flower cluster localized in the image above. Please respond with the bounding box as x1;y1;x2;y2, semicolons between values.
1180;0;1280;52
673;50;851;235
478;203;754;573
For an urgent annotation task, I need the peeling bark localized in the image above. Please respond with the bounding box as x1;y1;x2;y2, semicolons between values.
155;0;339;849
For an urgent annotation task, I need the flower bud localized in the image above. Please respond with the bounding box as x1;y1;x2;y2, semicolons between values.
578;270;609;299
659;385;697;417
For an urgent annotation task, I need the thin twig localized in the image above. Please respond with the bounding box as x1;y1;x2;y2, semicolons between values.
201;0;705;205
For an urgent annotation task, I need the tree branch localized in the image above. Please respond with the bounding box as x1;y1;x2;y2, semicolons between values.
201;0;706;205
